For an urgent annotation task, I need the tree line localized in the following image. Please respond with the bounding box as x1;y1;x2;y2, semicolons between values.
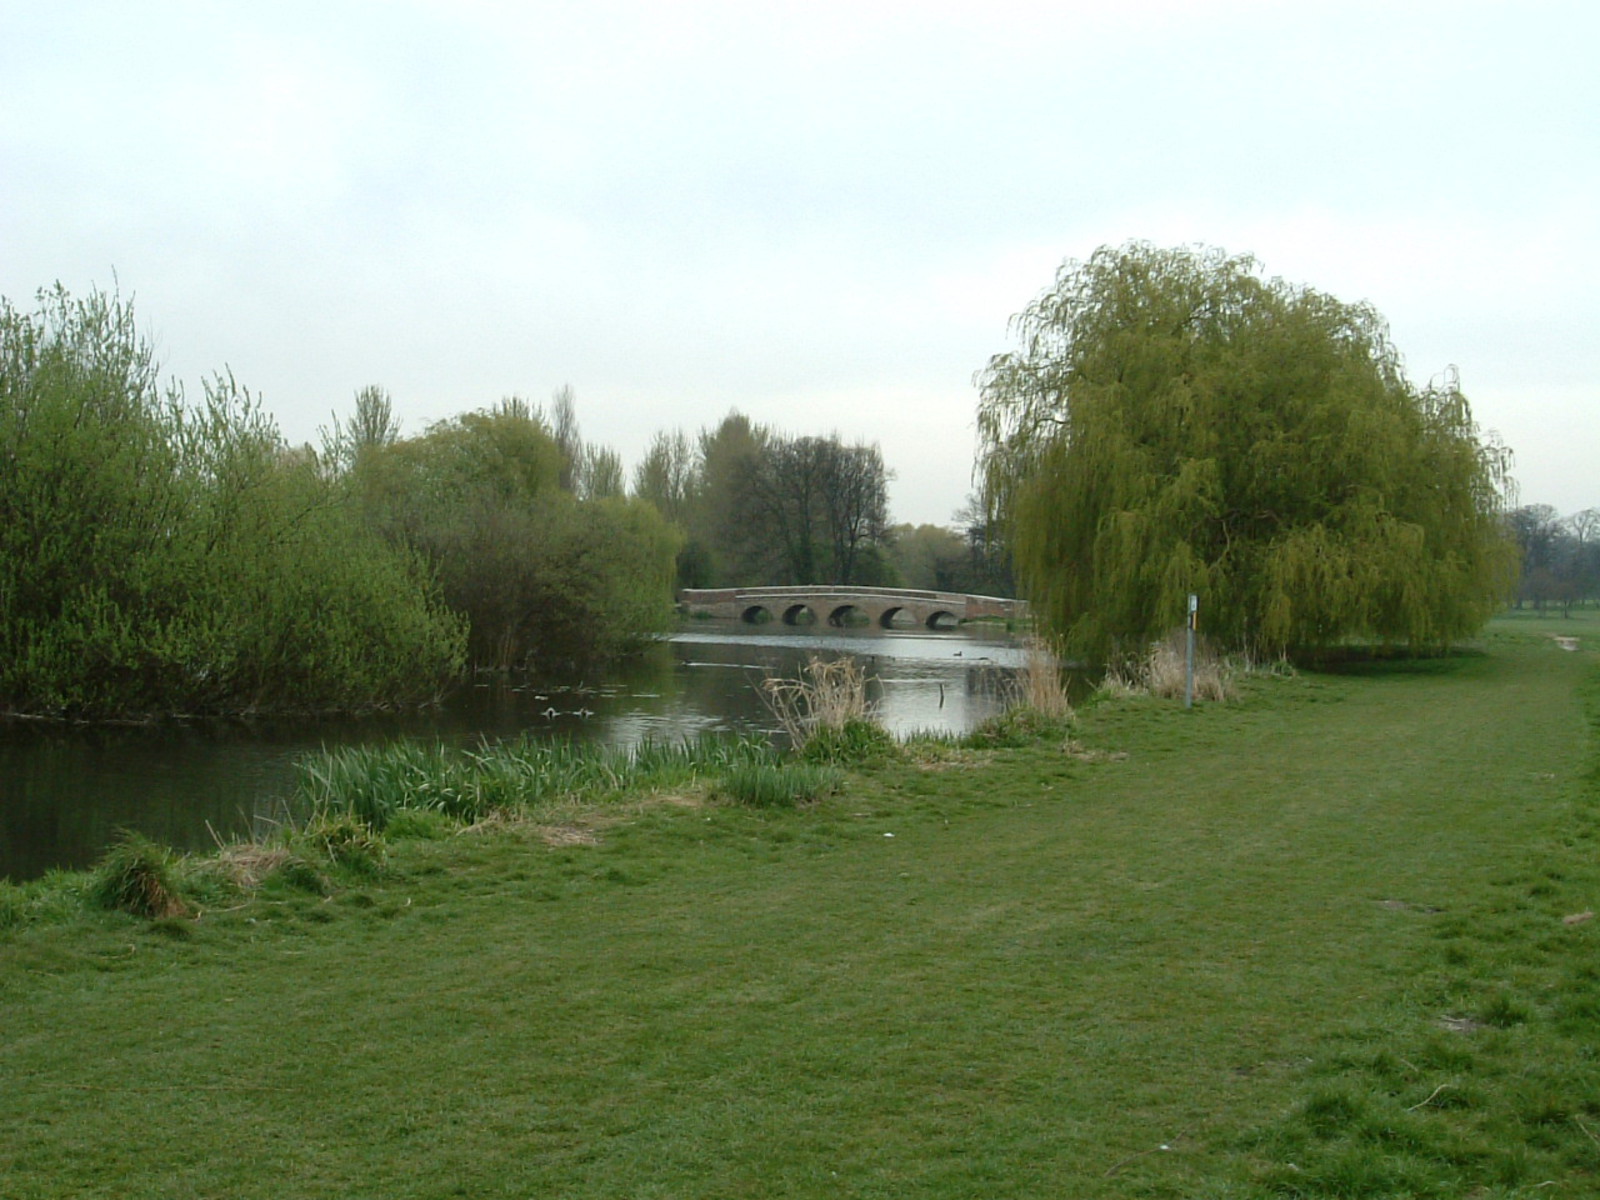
630;412;1011;597
18;238;1526;717
1506;504;1600;615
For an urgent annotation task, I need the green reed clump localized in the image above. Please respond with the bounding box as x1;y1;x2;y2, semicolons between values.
295;741;472;829
0;881;26;931
800;718;896;765
297;811;386;876
965;704;1074;749
88;832;189;919
717;762;844;808
262;854;333;895
293;733;780;828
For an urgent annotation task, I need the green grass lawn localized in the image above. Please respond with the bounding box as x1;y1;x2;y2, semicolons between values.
3;617;1598;1198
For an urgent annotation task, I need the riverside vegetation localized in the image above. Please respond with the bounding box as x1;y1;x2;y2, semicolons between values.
2;615;1597;1197
0;287;682;720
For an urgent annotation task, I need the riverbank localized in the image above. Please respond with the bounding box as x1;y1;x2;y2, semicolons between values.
0;623;1027;882
2;617;1597;1196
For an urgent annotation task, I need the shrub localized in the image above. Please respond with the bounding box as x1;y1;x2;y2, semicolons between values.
89;832;189;919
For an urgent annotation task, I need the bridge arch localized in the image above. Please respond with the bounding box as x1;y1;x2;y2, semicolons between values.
741;604;773;624
782;604;816;626
828;604;869;627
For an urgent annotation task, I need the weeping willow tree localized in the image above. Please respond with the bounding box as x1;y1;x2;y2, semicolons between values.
976;243;1517;660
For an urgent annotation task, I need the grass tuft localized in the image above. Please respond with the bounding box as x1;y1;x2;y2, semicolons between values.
297;812;387;876
1010;634;1075;719
88;832;189;919
800;718;896;765
717;762;844;807
0;881;26;931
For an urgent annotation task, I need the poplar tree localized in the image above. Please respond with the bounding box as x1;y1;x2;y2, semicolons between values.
977;243;1517;659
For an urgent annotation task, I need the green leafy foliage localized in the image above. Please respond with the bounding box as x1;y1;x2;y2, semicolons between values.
347;401;680;671
0;286;465;718
297;811;387;876
630;411;896;589
977;243;1518;659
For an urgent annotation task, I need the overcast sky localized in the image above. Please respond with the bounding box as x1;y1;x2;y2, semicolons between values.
3;0;1595;526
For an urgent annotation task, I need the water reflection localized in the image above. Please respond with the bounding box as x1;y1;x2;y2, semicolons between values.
0;622;1023;881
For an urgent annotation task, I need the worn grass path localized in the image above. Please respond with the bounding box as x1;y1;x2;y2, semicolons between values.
2;617;1597;1197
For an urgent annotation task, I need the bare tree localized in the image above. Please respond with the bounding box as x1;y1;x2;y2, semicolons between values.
548;384;582;493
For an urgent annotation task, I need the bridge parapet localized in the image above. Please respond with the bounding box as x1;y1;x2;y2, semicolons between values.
678;586;1027;630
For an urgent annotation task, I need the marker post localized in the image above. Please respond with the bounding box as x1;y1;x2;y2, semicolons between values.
1185;594;1198;709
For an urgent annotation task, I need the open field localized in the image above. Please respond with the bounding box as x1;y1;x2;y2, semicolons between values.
2;614;1598;1197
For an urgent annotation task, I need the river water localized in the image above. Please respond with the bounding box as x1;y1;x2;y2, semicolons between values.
0;623;1027;882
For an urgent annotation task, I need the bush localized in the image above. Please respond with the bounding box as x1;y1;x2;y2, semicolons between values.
89;832;189;919
0;285;465;719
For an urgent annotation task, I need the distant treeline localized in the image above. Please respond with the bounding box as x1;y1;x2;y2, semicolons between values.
1506;504;1600;614
629;415;1010;597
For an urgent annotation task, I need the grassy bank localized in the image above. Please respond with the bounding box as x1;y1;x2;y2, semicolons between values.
2;617;1597;1197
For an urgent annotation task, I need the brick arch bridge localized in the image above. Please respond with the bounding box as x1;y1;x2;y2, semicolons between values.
678;586;1027;630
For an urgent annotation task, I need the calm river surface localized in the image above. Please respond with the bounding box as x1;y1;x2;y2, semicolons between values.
0;622;1026;882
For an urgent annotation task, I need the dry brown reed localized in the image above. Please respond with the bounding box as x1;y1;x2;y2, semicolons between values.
211;843;293;890
1103;630;1236;703
1011;635;1074;719
761;655;874;745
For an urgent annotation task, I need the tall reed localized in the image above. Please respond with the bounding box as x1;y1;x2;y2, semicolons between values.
293;733;779;826
1101;630;1235;702
761;656;876;746
1010;635;1073;719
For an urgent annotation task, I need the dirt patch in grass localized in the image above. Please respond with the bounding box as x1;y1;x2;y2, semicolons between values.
1062;738;1128;763
1376;898;1442;913
536;824;603;848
